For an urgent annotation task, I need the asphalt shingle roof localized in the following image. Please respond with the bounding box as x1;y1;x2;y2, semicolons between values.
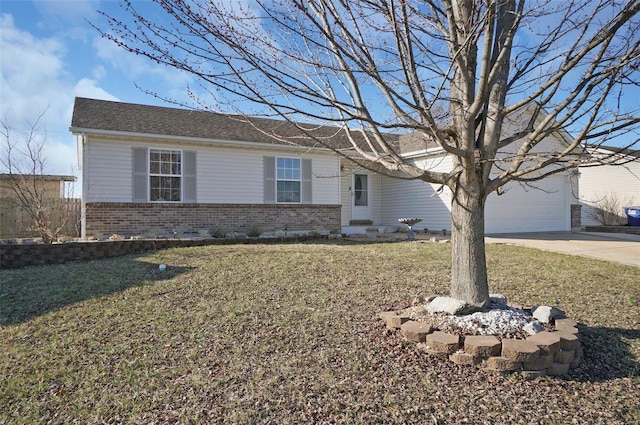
70;97;396;151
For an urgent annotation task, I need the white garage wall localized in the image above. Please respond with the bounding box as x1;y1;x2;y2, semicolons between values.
485;175;572;233
377;143;576;233
380;177;452;232
379;153;453;231
579;159;640;226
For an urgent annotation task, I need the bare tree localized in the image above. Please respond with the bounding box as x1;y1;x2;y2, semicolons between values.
588;192;635;226
1;111;77;243
97;0;640;307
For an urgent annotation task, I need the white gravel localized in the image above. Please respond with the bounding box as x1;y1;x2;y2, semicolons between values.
406;305;535;338
443;308;531;336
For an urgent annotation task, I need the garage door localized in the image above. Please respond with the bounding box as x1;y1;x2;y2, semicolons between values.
484;175;569;234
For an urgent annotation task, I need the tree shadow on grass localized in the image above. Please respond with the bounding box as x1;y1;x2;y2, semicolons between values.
0;255;194;327
570;324;640;382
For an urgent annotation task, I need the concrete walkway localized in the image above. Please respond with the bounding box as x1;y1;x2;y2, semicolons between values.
485;231;640;268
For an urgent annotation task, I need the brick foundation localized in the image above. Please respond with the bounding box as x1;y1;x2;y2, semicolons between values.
84;202;341;238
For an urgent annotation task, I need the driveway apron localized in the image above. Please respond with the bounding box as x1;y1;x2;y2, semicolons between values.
485;232;640;268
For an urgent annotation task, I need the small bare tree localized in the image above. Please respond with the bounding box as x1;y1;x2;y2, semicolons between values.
589;193;635;226
98;0;640;307
1;111;77;243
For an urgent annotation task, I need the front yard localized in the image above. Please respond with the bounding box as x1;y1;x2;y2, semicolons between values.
1;240;638;423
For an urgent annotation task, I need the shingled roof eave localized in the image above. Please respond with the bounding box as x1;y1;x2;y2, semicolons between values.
69;125;340;154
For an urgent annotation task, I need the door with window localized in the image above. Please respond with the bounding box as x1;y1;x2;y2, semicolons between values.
352;172;371;222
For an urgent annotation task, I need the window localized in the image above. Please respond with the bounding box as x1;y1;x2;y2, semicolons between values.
264;156;311;204
276;157;301;203
133;148;195;203
354;173;368;206
149;149;182;202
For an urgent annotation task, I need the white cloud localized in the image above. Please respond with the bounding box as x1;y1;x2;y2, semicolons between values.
0;12;115;179
34;0;100;40
0;14;68;121
73;78;118;101
92;65;106;80
42;138;80;176
92;35;192;92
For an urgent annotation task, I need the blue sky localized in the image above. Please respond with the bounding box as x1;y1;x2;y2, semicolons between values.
1;0;638;185
0;0;196;181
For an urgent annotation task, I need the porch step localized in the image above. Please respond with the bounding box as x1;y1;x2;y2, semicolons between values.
349;220;373;225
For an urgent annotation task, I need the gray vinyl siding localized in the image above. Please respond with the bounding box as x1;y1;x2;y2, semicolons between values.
85;138;135;202
302;158;313;204
84;137;339;205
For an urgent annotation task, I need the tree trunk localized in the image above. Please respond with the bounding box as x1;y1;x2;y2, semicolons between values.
450;179;489;308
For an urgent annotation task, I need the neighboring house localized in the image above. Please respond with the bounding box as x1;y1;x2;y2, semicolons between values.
70;97;579;239
0;174;78;239
579;145;640;226
0;174;76;199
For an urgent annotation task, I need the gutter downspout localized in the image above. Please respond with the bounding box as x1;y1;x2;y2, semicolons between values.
80;133;87;240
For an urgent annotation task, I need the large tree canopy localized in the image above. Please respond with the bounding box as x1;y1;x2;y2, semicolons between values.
98;0;640;306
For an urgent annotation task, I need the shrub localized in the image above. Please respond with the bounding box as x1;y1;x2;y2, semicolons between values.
247;225;262;238
589;193;635;225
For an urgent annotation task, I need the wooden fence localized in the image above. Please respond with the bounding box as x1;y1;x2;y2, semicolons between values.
0;198;81;240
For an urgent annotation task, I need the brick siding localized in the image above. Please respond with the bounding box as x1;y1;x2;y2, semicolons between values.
84;203;341;238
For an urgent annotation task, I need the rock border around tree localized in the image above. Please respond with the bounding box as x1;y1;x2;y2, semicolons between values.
379;298;582;379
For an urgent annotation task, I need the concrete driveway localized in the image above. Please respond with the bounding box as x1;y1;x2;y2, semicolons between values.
485;231;640;267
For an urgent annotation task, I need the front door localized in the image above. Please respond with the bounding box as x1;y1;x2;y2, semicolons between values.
352;172;371;222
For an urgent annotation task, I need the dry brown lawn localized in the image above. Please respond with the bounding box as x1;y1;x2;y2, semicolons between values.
1;240;638;423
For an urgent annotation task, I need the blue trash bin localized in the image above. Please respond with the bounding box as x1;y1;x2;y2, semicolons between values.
624;207;640;227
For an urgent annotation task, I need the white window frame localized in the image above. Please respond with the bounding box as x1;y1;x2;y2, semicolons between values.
149;148;183;203
276;156;301;203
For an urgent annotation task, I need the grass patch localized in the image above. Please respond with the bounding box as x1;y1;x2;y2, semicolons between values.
1;241;638;423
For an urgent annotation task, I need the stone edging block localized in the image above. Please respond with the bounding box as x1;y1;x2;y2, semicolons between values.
484;356;521;372
526;331;561;354
379;311;410;329
523;354;553;371
449;352;480;366
400;320;433;342
501;339;540;363
427;331;460;354
464;335;501;358
557;332;579;351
